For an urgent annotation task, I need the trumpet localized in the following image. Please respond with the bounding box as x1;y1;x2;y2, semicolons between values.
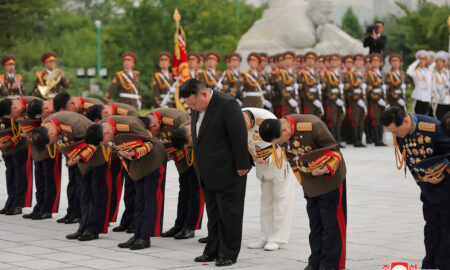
38;68;62;98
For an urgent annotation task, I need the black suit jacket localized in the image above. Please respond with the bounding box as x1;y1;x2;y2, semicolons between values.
191;90;250;191
363;34;387;54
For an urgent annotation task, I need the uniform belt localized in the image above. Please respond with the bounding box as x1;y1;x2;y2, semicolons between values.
286;86;294;92
331;88;339;94
394;89;402;94
372;88;382;94
119;93;140;99
5;95;19;100
353;89;362;94
309;88;317;93
243;92;263;97
160;94;168;98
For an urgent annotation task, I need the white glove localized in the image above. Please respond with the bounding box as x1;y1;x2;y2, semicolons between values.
317;84;322;91
338;83;344;90
288;98;298;108
266;85;272;92
357;99;366;108
263;99;273;109
169;87;176;93
397;98;405;107
335;98;344;107
236;99;243;107
215;82;223;90
293;83;299;91
313;99;322;109
378;98;387;107
361;82;367;90
401;83;406;90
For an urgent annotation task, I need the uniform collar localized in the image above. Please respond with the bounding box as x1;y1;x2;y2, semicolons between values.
48;118;60;132
408;114;418;135
243;110;255;128
284;115;296;137
152;111;162;124
79;97;85;113
108;103;117;115
7;73;14;79
105;118;116;133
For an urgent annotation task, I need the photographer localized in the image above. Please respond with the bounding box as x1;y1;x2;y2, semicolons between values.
363;21;387;55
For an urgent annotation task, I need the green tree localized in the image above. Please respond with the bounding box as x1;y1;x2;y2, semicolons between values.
341;7;364;40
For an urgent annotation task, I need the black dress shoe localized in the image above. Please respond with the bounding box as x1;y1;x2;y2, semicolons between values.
118;236;136;248
6;207;22;215
126;226;135;234
304;265;318;270
215;258;236;267
174;228;195;240
194;254;217;262
64;216;80;224
161;226;182;237
66;231;82;240
198;236;209;244
57;216;68;223
32;212;52;220
0;207;9;214
129;238;150;250
78;231;99;241
112;224;127;232
23;211;38;219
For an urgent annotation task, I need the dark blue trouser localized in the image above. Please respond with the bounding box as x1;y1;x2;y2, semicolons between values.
174;166;204;230
3;147;33;209
33;153;62;214
119;173;136;228
66;165;81;219
109;157;123;222
133;161;167;238
78;163;110;234
305;180;347;270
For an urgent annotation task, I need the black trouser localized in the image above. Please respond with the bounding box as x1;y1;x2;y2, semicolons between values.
119;173;136;228
420;178;450;270
66;165;81;219
33;153;62;214
414;100;431;115
133;160;167;238
203;177;247;261
109;158;124;222
3;147;33;209
305;180;347;270
435;104;450;121
77;163;110;234
174;166;204;230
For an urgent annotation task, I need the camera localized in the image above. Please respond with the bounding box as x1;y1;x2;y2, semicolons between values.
366;24;379;36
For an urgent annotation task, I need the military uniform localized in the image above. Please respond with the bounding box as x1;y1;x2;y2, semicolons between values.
153;52;175;108
393;114;450;269
32;51;69;99
407;51;433;115
199;51;222;90
276;52;299;116
299;69;323;117
385;54;411;111
151;108;204;236
235;53;265;108
221;53;242;100
282;114;347;270
1;55;25;98
104;52;141;109
106;102;139;117
431;51;450;120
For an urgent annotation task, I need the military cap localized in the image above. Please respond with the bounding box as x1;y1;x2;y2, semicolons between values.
317;55;325;62
415;50;428;60
388;53;402;63
435;51;448;62
197;51;206;62
304;51;317;61
206;51;220;62
1;55;16;66
342;55;354;63
329;54;340;61
228;53;242;62
122;51;137;63
187;52;200;62
223;53;230;63
427;51;435;59
370;53;383;62
296;54;303;62
277;53;284;62
268;55;276;63
259;53;268;62
364;55;371;63
247;52;261;63
41;51;57;63
283;51;295;60
354;54;364;62
158;51;172;61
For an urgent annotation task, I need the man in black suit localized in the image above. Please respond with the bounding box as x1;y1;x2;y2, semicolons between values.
363;21;387;55
179;79;250;267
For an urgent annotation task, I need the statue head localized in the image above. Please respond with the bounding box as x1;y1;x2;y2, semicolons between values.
307;0;332;26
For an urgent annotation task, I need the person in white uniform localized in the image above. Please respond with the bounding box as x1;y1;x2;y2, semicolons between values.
242;107;296;251
431;51;450;120
407;50;433;115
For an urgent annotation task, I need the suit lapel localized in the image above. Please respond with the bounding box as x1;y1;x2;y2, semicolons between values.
196;91;219;143
192;110;199;144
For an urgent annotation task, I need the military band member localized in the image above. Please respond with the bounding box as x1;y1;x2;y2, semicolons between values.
323;54;346;147
153;52;175;108
221;53;242;100
431;51;450;120
365;53;387;146
407;50;432;115
103;51;141;109
187;52;200;79
86;115;167;250
1;55;25;98
32;51;69;99
382;107;450;269
243;108;296;251
299;52;323;117
198;51;222;89
259;114;347;270
236;53;266;108
147;108;204;240
385;54;411;111
277;51;299;116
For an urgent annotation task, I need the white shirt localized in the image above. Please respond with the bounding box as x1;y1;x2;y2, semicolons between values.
7;73;14;79
125;69;134;79
431;69;450;105
407;60;432;102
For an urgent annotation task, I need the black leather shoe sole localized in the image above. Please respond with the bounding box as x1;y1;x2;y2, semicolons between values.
174;230;195;240
65;217;80;224
198;236;209;244
66;231;82;240
215;259;236;267
32;213;52;220
78;233;99;241
118;237;136;248
194;254;217;262
112;225;127;232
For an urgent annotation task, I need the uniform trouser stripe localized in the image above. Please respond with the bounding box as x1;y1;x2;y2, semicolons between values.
52;152;62;213
336;183;347;270
348;106;355;127
102;162;113;234
326;106;332;128
195;188;205;230
369;106;376;127
111;163;124;222
24;146;33;207
154;162;166;237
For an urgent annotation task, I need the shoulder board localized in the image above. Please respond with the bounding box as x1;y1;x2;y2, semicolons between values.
60;124;72;133
116;123;130;132
116;71;123;77
256;118;264;126
134;71;140;75
162;117;174;126
35;71;43;77
84;102;94;109
418;122;435;132
116;107;129;116
297;122;312;132
16;74;22;80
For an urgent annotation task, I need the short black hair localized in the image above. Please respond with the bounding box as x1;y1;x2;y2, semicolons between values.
86;104;104;122
84;124;103;146
53;92;71;112
179;78;206;99
380;106;407;127
138;116;150;130
32;126;50;152
27;99;44;118
259;119;281;142
171;127;188;149
375;20;384;25
0;99;12;118
441;111;450;138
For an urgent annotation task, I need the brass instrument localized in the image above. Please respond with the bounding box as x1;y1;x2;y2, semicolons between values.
38;68;62;98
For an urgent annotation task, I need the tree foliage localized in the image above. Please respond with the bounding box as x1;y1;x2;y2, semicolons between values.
341;7;364;40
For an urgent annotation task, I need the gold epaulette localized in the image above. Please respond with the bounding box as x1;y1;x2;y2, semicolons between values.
36;71;45;86
79;144;97;163
133;142;152;160
119;139;144;151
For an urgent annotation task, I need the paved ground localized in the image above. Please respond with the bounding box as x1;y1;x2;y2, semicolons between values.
0;136;425;270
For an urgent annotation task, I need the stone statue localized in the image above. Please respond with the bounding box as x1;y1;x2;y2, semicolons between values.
236;0;368;69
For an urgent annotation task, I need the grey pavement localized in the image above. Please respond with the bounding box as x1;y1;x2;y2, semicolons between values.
0;136;425;269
